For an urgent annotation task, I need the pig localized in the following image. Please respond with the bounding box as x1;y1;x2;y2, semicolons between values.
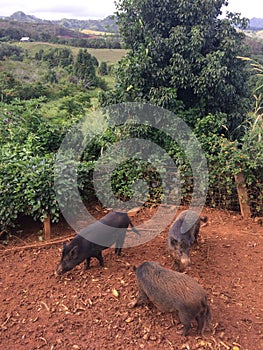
56;211;140;275
132;261;211;336
167;210;207;271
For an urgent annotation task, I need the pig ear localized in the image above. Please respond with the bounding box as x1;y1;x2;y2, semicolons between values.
69;245;78;259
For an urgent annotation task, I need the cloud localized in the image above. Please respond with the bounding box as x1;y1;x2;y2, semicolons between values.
0;0;116;20
226;0;263;19
1;0;262;20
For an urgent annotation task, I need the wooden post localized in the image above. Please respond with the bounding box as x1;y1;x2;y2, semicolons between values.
43;215;51;240
234;171;251;219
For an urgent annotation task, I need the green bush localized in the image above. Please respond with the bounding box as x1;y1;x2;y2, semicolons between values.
0;148;59;230
98;61;108;76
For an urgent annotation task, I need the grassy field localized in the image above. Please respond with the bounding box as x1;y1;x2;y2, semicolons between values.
86;48;126;64
244;29;263;40
16;42;126;63
256;30;263;38
80;29;114;36
1;42;123;110
1;42;122;84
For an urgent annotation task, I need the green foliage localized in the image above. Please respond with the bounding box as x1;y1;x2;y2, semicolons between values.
99;1;259;224
74;49;99;88
241;57;263;114
0;147;59;230
0;26;23;41
101;0;251;134
0;44;124;233
44;69;58;84
57;92;92;118
0;96;88;231
35;47;74;68
98;61;108;75
0;33;262;234
0;43;24;61
0;99;68;152
193;112;263;214
0;72;51;102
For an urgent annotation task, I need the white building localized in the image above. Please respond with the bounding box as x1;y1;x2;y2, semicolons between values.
20;37;30;42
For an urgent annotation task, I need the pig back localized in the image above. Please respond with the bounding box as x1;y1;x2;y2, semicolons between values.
136;262;207;313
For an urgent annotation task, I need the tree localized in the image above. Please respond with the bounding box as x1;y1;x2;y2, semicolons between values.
0;44;24;61
74;49;98;88
42;48;73;68
98;61;108;76
100;0;250;132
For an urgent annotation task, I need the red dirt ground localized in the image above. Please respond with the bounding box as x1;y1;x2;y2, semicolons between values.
0;207;262;350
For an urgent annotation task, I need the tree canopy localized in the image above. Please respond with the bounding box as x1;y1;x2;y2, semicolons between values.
100;0;250;130
74;49;98;88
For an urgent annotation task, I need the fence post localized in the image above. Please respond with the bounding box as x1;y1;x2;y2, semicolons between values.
43;215;51;240
234;170;251;218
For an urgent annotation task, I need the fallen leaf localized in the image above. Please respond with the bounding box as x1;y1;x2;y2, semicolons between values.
112;289;119;298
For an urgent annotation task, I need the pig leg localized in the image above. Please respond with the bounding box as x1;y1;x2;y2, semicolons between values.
115;231;126;256
96;251;104;267
84;252;104;270
182;323;191;336
196;311;206;335
178;311;192;336
115;247;122;256
196;303;211;334
193;221;201;242
133;288;149;307
84;257;91;270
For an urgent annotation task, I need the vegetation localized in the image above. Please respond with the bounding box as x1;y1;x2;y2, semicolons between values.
0;43;115;232
98;61;108;76
0;12;121;49
101;0;250;134
0;3;263;234
99;0;262;214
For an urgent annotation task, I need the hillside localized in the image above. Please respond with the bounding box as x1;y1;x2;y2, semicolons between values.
0;11;121;49
0;19;92;41
2;11;263;37
0;11;118;33
248;17;263;30
2;11;263;32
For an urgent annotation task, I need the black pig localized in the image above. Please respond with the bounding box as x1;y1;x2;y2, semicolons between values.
133;261;211;336
167;210;207;271
56;211;140;275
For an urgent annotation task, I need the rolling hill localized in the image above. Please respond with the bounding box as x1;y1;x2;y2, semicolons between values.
0;11;118;33
248;17;263;30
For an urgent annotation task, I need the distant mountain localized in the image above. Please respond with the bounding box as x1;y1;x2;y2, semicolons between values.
0;11;118;33
248;18;263;30
8;11;48;23
0;19;92;42
3;11;263;33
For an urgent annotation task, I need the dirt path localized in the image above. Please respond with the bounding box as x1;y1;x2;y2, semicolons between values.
0;207;262;350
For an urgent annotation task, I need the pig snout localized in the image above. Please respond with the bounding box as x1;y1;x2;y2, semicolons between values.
179;252;191;272
55;263;64;276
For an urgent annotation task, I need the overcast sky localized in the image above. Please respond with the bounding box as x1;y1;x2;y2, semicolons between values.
0;0;262;20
